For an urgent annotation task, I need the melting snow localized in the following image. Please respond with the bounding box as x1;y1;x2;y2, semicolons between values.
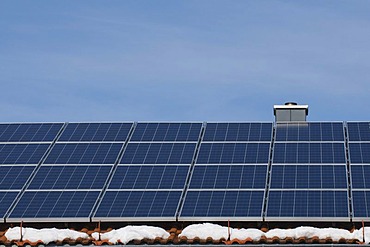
5;223;370;245
179;223;229;240
91;225;170;244
264;226;353;241
5;227;88;245
179;223;264;241
180;223;264;241
179;223;370;244
352;227;370;243
230;228;264;241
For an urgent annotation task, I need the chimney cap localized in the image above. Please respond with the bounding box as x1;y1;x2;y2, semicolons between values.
273;103;309;116
285;102;298;106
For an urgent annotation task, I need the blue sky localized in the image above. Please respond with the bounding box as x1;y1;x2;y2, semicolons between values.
1;1;370;122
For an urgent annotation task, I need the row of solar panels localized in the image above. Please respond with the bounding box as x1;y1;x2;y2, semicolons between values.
1;122;370;223
1;121;370;142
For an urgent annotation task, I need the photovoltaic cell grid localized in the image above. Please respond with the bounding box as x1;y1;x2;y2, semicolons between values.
179;123;271;220
273;143;346;164
347;122;370;142
130;123;202;142
180;191;265;219
349;143;370;163
266;191;349;219
347;122;370;220
180;167;267;220
0;123;63;142
9;179;111;221
202;123;273;142
0;121;368;222
9;191;100;220
8;123;135;221
94;123;203;221
0;166;36;190
0;192;18;221
275;122;344;142
103;165;189;219
94;191;182;220
197;143;270;164
58;123;133;142
28;166;112;190
120;143;196;164
197;123;272;165
44;143;123;164
352;191;370;218
351;165;370;189
270;165;347;189
0;144;50;165
267;122;349;220
0;123;64;222
108;165;189;189
189;165;267;189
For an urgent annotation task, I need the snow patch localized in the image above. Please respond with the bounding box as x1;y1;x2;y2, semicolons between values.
230;228;264;241
91;225;170;244
179;223;228;240
265;226;353;241
179;223;264;241
264;228;295;239
352;227;370;244
5;227;88;245
5;223;370;245
179;223;370;244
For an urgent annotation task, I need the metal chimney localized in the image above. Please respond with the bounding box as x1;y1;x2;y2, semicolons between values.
273;102;308;122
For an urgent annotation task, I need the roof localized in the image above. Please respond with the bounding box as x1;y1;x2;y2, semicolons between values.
1;121;370;246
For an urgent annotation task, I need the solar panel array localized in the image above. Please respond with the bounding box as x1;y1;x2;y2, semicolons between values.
93;123;202;221
266;122;349;221
347;122;370;220
179;123;272;221
0;121;369;223
6;123;133;222
0;123;64;223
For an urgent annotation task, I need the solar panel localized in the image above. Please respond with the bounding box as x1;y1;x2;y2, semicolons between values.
270;165;348;189
266;122;350;221
28;165;112;190
58;123;133;142
273;143;346;163
109;165;189;189
202;123;273;142
0;192;18;221
266;190;349;220
189;165;267;189
44;143;123;164
0;144;49;164
349;143;370;163
0;123;63;142
130;123;202;142
352;191;370;218
91;122;202;221
275;122;344;142
179;190;264;220
0;121;360;223
0;166;35;189
94;191;182;220
197;143;270;164
8;191;100;221
179;123;270;221
350;165;370;188
346;123;370;220
347;122;370;142
120;143;196;164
